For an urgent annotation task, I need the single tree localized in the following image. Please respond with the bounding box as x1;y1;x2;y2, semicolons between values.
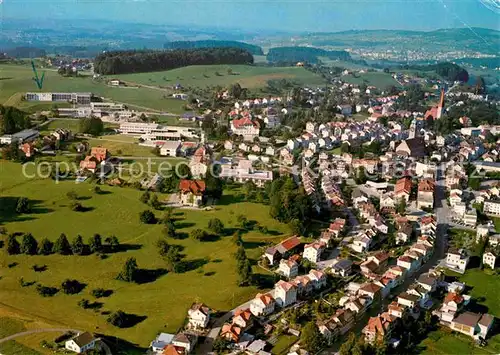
6;235;20;255
88;234;103;253
190;228;207;241
156;238;170;257
107;310;128;328
38;238;53;255
140;190;151;204
71;235;86;255
208;218;224;235
163;219;177;238
104;235;120;252
117;257;138;282
139;210;156;224
150;194;161;210
20;233;38;255
53;233;72;255
61;279;84;294
15;197;30;214
165;246;182;273
237;258;252;286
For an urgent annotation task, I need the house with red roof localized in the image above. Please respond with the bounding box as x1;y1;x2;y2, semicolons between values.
230;117;260;141
263;236;301;265
250;293;275;317
395;177;412;203
232;308;253;330
220;323;241;342
178;180;206;207
362;311;398;344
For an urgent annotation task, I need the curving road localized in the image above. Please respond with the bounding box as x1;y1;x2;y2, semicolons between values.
0;328;83;344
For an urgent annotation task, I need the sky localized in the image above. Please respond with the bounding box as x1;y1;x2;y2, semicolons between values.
1;0;499;33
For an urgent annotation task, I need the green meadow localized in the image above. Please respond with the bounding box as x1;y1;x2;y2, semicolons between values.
0;161;290;349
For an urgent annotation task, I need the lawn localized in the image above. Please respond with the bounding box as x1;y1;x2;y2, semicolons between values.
0;341;42;355
419;329;498;355
114;64;325;90
0;162;290;348
0;64;186;114
341;72;400;90
271;335;298;355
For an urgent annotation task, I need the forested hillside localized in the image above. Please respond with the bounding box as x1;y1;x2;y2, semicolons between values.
266;47;351;64
94;48;254;75
164;40;264;55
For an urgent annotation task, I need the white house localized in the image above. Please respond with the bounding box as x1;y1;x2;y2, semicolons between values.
278;259;299;278
274;280;297;307
160;141;181;157
65;332;97;354
187;303;210;329
303;241;326;263
483;251;497;269
250;293;276;317
446;249;470;273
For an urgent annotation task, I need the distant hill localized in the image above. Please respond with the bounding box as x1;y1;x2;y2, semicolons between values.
2;47;46;58
164;40;264;55
266;47;351;64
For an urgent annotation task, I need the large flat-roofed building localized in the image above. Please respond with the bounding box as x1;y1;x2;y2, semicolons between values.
25;92;91;105
118;122;200;142
118;122;160;135
0;129;40;145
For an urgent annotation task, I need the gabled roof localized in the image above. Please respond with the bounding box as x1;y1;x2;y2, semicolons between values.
70;332;96;347
255;293;275;306
395;177;412;196
276;236;301;254
189;303;210;316
453;312;481;327
173;332;196;345
233;308;252;322
179;180;206;195
162;344;185;355
221;323;241;342
444;292;464;305
360;282;382;294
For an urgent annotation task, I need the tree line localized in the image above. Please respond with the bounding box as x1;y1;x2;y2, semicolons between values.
163;40;264;55
93;48;254;75
6;233;120;256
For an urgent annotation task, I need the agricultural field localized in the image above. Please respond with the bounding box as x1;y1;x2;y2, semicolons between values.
0;64;186;114
0;161;290;349
341;72;400;90
114;64;326;90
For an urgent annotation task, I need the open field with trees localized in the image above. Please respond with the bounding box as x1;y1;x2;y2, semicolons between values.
341;72;400;90
0;162;290;349
114;64;326;90
0;64;186;114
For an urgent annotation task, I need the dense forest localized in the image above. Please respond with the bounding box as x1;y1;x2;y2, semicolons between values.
400;62;469;82
266;47;351;64
0;105;31;135
93;48;254;75
164;40;264;55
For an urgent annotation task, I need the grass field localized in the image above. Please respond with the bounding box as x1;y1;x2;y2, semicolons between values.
0;64;186;114
419;329;499;355
341;72;400;90
114;64;325;90
0;161;289;349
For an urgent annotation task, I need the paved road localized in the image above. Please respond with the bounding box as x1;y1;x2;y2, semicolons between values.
0;328;83;344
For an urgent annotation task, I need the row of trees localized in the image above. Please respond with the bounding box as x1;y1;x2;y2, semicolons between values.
93;48;254;75
6;233;119;256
